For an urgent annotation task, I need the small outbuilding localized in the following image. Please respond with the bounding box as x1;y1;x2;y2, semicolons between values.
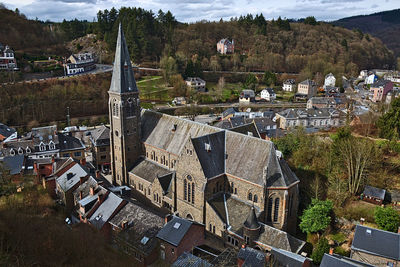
362;185;386;205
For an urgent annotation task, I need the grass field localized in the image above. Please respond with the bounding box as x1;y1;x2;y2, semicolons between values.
137;76;171;102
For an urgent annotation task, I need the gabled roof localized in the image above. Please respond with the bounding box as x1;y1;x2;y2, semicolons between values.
89;125;110;146
222;107;238;118
58;133;85;151
156;216;201;247
299;79;315;86
229;122;260;138
88;191;125;230
31;125;58;146
271;247;310;267
158;172;174;195
129;157;172;183
256;223;305;253
363;185;385;200
320;253;374;267
372;79;392;87
244;206;260;230
172;252;212;267
109;23;138;94
0;123;16;139
192;131;225;179
56;163;89;192
351;225;400;260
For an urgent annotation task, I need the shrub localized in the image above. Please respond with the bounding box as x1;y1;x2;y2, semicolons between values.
311;237;330;264
374;206;400;232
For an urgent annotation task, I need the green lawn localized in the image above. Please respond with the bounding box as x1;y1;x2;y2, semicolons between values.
137;76;171;102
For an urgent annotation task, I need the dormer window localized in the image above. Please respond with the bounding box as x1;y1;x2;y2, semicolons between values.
18;147;24;155
9;149;15;156
39;142;46;151
26;147;31;154
49;141;55;150
205;143;211;152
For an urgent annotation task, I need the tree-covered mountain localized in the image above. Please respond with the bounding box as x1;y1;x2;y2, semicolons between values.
334;9;400;58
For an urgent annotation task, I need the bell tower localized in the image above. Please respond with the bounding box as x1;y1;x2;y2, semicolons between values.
109;24;141;185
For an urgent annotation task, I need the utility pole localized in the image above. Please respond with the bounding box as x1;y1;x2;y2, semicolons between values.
66;106;70;127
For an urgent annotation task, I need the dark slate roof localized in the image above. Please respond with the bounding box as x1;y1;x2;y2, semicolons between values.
158;172;174;195
237;247;266;267
363;185;386;200
109;201;164;255
172;252;212;267
192;131;225;179
372;79;392;87
31;125;58;146
299;79;315;86
156;216;200;247
351;225;400;260
89;125;110;146
320;253;375;267
56;163;89;192
1;155;24;175
271;247;309;267
284;79;296;85
229;122;260;138
244;206;260;230
129;158;172;183
222;107;238;118
0;123;16;139
109;24;138;93
58;133;85;152
240;90;255;98
230;116;246;127
257;224;305;253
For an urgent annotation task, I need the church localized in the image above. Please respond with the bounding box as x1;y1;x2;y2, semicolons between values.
108;24;302;252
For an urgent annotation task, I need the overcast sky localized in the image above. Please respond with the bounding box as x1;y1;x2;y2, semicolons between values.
1;0;397;22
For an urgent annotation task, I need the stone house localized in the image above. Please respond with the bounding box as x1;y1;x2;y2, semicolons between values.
0;44;17;70
156;216;205;264
283;79;296;92
89;125;110;172
351;225;400;267
307;97;337;109
107;24;301;252
297;79;316;99
185;77;206;92
239;90;255;104
324;73;336;88
370;80;393;102
260;88;276;102
66;53;95;75
276;108;343;130
217;39;234;54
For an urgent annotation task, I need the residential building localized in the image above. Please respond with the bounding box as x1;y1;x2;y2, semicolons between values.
362;185;386;205
307;96;346;109
0;123;16;143
109;201;164;267
239;90;255;104
221;107;239;120
156;216;205;264
217;38;234;54
359;70;368;80
324;73;336;88
385;72;400;84
66;53;95;75
388;190;400;207
0;44;17;70
185;77;206;92
88;125;110;172
351;225;400;266
172;97;187;105
0;155;25;177
276;108;343;130
297;79;316;98
107;24;301;252
260;88;276;101
283;79;296;92
321;253;374;267
370;80;393;102
365;74;377;85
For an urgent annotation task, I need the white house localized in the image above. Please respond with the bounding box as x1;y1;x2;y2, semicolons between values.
66;53;95;76
365;74;378;85
185;77;206;92
282;79;295;92
324;73;336;88
260;88;276;102
358;70;368;79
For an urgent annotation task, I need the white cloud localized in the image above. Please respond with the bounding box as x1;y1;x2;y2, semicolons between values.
4;0;399;22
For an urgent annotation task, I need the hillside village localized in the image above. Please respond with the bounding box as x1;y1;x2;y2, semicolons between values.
1;4;400;267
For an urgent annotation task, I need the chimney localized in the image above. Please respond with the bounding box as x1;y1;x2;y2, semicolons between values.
96;170;100;179
80;158;86;166
79;191;83;200
165;214;173;224
97;194;102;204
360;217;365;225
51;156;55;163
89;186;95;196
122;220;127;229
67;172;73;180
80;176;85;185
329;247;334;255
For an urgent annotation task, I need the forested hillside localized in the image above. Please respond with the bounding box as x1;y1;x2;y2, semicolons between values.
334;9;400;58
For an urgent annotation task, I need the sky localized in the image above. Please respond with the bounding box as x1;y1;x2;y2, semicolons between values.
0;0;398;23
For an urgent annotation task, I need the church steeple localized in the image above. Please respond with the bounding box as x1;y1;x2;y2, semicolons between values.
109;23;138;93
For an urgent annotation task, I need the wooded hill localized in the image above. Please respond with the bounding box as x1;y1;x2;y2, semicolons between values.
334;9;400;58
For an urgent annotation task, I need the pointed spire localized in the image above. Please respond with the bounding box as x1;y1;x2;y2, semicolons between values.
244;206;260;230
109;23;138;93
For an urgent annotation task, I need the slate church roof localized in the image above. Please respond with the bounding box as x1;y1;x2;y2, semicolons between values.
109;23;138;93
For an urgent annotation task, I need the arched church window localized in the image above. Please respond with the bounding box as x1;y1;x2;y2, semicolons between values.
248;192;252;201
126;98;135;117
184;179;187;201
113;99;119;117
274;198;280;222
267;197;273;222
254;194;258;203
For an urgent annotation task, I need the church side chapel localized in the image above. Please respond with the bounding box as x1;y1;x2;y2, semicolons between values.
108;24;302;252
